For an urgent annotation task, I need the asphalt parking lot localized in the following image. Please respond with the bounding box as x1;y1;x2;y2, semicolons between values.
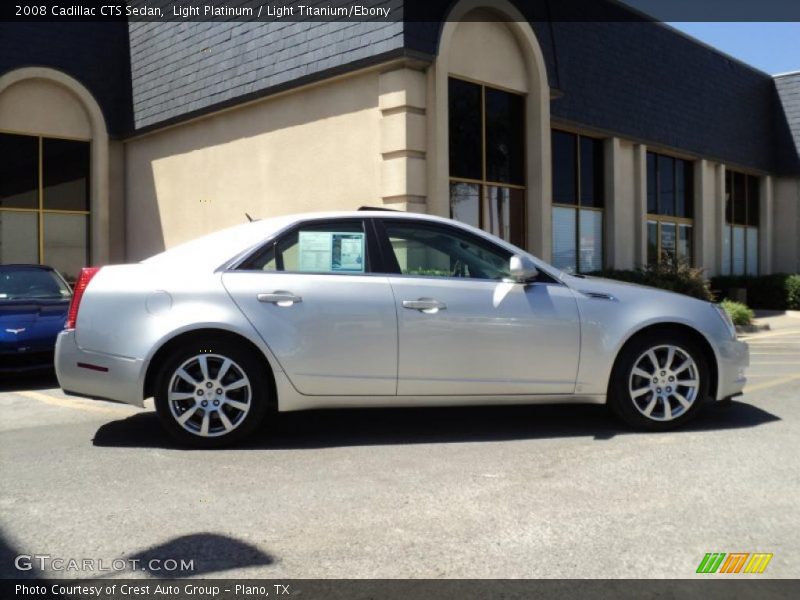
1;321;799;580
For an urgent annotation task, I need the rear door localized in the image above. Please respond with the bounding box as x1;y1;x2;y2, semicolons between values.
222;218;398;396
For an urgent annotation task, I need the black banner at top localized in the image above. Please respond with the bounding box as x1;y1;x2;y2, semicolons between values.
3;0;800;23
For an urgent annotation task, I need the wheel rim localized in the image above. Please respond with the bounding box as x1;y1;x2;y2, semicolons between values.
628;344;700;422
167;353;252;437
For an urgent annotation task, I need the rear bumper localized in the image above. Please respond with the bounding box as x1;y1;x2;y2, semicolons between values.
54;330;145;407
715;338;749;400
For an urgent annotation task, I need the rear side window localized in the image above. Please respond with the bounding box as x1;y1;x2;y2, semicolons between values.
0;269;72;301
239;220;370;274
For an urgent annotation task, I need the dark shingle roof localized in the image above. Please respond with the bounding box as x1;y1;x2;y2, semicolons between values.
129;21;403;129
774;72;800;174
0;22;133;137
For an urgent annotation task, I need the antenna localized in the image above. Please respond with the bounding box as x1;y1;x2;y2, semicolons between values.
245;212;255;222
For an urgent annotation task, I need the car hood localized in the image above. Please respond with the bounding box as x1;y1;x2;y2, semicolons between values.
0;300;69;347
562;274;707;306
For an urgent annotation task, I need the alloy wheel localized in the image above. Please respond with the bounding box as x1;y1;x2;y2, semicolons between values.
166;353;252;437
628;344;700;422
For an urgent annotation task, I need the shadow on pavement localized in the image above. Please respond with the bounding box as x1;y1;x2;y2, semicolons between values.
0;528;273;579
0;529;38;579
93;400;780;450
128;532;274;577
0;369;59;393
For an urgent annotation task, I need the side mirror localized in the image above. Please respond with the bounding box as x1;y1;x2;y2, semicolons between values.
509;254;539;283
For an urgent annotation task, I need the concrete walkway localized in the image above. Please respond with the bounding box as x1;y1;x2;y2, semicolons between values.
752;310;800;333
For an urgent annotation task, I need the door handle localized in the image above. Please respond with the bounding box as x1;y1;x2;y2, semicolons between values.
258;292;302;306
402;298;447;313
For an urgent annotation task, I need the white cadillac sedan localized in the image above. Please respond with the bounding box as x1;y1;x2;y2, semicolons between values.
55;210;748;447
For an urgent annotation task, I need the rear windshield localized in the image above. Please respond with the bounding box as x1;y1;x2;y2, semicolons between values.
0;269;72;301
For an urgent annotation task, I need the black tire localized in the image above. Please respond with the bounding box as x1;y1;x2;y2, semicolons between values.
608;331;710;431
154;337;270;448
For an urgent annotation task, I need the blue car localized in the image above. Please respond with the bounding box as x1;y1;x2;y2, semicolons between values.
0;265;72;372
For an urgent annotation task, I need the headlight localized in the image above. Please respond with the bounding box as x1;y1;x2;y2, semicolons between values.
712;303;737;339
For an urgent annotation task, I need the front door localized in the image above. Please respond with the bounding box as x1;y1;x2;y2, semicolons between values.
377;219;581;396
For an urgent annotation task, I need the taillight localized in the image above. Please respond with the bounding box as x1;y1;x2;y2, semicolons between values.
65;267;101;329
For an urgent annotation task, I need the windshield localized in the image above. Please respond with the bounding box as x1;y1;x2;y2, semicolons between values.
0;269;72;301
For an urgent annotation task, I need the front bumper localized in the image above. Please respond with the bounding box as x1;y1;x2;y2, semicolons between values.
54;330;145;407
715;338;749;400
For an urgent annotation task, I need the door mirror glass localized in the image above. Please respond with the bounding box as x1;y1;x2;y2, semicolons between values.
509;254;539;283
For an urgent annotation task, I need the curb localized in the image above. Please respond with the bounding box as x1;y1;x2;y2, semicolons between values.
736;323;771;334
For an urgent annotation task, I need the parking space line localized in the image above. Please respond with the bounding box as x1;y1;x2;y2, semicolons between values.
741;329;800;341
18;390;137;417
748;361;800;365
744;374;800;394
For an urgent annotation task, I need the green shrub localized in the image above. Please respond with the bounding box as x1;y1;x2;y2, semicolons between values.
786;275;800;310
591;257;713;301
711;273;800;310
720;299;754;326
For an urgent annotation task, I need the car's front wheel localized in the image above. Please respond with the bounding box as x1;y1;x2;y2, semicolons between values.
608;332;709;430
154;338;269;448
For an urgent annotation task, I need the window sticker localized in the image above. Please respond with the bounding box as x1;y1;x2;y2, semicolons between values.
298;231;365;273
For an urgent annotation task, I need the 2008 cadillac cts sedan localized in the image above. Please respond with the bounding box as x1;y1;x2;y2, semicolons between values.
55;210;748;447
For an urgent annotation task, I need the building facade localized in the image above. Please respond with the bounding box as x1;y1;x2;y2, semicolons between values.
1;0;799;282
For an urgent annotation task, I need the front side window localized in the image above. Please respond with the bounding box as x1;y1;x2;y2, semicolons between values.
551;130;604;273
383;221;512;281
646;152;694;266
448;78;526;249
0;132;90;283
240;220;369;274
722;170;759;275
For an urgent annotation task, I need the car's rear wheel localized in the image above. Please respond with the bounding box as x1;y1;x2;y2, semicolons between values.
608;332;709;430
154;339;269;448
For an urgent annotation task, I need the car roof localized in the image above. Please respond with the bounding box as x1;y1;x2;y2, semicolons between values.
142;210;459;270
140;210;562;279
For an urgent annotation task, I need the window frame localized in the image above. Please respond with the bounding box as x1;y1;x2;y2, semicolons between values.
448;75;527;249
646;151;695;266
0;129;91;280
551;128;605;274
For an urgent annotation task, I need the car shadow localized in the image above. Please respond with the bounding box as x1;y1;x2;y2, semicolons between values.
126;532;274;578
0;528;274;580
93;400;780;450
0;369;58;392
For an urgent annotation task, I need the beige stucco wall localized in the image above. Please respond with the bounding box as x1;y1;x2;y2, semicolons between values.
124;69;385;260
0;78;91;139
448;13;529;94
773;177;800;273
694;159;721;275
604;137;637;270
